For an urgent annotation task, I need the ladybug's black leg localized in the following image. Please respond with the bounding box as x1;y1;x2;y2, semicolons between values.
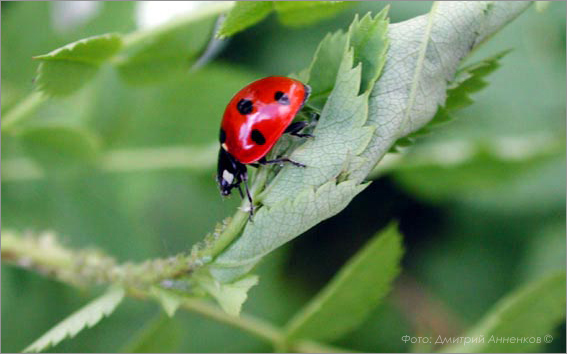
259;156;306;168
237;184;244;199
242;178;254;219
237;168;254;218
285;121;313;138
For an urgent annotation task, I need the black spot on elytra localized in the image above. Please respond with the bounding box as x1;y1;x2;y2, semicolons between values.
251;129;266;145
237;99;253;115
275;91;290;105
219;128;226;143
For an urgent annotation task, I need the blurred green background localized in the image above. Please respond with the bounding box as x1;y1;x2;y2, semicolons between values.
2;1;565;352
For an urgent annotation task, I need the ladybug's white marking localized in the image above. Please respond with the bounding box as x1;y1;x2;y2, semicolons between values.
222;170;234;184
221;143;228;151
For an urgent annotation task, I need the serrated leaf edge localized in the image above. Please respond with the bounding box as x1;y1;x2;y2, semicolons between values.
23;286;125;353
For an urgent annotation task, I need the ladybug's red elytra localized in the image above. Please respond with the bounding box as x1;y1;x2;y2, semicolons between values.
217;76;313;217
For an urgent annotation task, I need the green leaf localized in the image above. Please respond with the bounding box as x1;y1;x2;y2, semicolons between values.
216;1;351;38
261;47;374;206
208;11;390;283
210;3;531;285
261;10;389;205
302;30;347;109
150;286;183;317
33;34;122;64
197;274;259;316
19;125;100;170
349;10;390;94
408;48;510;136
209;44;379;282
395;50;509;152
216;1;273;38
33;33;122;96
284;223;404;342
449;50;509;110
305;10;389;109
210;181;369;283
120;315;182;353
351;2;531;182
274;1;352;27
441;272;566;353
23;286;125;353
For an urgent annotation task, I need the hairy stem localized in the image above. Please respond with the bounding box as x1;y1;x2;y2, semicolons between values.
1;231;198;289
1;231;351;352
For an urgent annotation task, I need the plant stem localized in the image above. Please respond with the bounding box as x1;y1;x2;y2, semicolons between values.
1;91;46;134
1;231;74;273
182;298;283;343
1;231;353;352
200;166;270;259
181;298;351;353
2;143;273;280
1;231;196;288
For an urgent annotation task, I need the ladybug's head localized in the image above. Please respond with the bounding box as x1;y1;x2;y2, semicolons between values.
217;147;246;197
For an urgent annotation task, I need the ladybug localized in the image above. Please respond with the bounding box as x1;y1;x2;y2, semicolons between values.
217;76;313;217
